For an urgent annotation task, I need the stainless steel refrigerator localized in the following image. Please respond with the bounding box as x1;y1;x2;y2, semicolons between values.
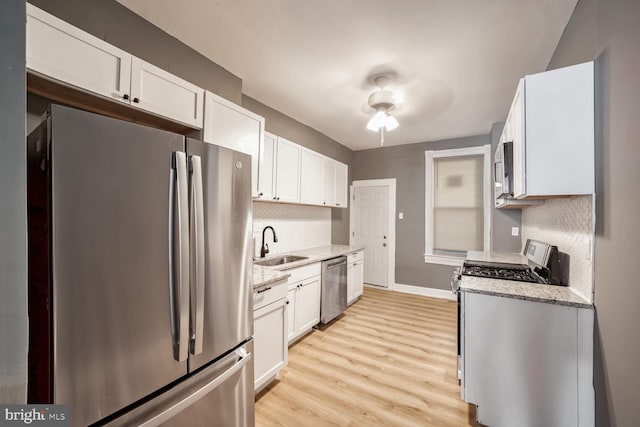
27;105;254;426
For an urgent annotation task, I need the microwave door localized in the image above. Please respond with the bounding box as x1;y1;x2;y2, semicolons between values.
494;161;505;197
502;141;514;196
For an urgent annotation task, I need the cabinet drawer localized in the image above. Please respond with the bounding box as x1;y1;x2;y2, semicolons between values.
347;250;364;264
285;263;321;285
254;279;288;311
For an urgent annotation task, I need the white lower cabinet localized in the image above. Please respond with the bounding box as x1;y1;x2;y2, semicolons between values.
347;250;364;304
286;263;321;345
462;291;594;427
253;279;288;393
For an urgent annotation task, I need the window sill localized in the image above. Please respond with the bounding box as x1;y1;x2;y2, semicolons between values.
423;253;465;267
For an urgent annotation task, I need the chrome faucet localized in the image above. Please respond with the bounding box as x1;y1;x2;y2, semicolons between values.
260;226;278;258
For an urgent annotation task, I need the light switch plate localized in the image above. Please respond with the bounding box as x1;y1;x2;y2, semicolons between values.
511;227;519;237
398;212;404;220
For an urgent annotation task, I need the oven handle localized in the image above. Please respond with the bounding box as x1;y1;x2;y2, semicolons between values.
451;269;461;295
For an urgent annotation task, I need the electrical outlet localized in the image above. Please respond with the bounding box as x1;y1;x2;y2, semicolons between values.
399;212;404;220
586;239;592;261
511;227;519;237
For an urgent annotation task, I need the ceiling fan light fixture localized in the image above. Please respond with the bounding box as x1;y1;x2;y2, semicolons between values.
365;74;402;137
366;110;387;131
384;114;399;131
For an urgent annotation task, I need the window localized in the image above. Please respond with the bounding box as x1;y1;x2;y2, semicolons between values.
424;145;491;266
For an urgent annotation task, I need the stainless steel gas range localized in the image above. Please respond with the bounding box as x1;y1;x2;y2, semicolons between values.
452;239;568;381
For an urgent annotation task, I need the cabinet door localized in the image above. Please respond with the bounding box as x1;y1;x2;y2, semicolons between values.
130;58;204;129
335;161;349;208
202;91;264;196
323;158;336;207
275;137;301;203
286;287;296;342
464;292;579;427
295;277;321;333
300;149;326;206
258;132;276;200
347;262;356;304
254;299;288;392
354;260;364;299
26;4;132;104
511;79;526;199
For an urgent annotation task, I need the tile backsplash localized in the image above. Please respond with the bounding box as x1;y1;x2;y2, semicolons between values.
252;202;331;257
521;195;595;303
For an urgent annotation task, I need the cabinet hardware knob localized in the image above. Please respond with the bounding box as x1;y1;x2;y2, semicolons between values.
286;300;289;305
273;197;277;200
133;97;140;103
277;197;280;200
383;243;387;247
258;192;263;196
123;94;130;100
336;203;340;206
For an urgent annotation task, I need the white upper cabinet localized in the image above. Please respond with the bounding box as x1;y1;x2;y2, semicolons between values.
507;62;595;199
335;161;349;208
26;4;205;129
258;132;277;200
131;59;204;129
26;3;131;104
300;149;326;206
275;137;301;203
255;131;349;208
203;91;264;197
323;158;336;207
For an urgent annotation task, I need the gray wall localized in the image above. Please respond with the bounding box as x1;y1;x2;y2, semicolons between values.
26;0;355;245
0;0;27;403
242;95;354;245
353;132;523;290
28;0;242;104
547;0;640;424
353;135;489;289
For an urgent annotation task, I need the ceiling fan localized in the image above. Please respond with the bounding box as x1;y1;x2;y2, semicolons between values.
366;75;402;145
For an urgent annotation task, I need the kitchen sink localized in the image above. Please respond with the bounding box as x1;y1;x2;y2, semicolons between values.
255;255;308;267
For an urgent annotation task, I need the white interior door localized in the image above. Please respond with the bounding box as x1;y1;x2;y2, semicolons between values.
353;186;389;287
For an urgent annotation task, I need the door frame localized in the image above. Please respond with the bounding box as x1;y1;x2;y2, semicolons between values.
349;179;396;289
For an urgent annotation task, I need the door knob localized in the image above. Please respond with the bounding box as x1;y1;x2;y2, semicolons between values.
383;243;387;247
383;235;387;239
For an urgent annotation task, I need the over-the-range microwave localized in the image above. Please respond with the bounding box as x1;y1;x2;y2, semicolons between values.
494;140;513;200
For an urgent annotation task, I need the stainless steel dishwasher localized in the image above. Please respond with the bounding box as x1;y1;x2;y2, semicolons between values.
320;256;348;324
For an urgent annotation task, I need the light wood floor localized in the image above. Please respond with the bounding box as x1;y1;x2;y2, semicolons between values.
255;286;478;426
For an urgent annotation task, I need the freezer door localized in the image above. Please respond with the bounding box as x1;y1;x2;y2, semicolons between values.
104;341;255;427
187;139;253;371
47;106;188;425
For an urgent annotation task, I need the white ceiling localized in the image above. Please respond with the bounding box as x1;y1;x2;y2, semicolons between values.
116;0;577;151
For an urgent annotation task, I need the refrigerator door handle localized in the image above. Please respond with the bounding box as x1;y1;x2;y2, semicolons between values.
171;151;190;362
189;155;205;355
137;349;252;427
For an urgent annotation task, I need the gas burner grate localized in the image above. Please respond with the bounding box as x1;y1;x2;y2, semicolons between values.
461;264;541;283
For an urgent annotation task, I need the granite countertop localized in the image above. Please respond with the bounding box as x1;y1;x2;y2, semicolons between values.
460;251;592;308
252;244;365;289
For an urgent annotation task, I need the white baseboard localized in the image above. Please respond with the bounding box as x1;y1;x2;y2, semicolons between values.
391;283;456;300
